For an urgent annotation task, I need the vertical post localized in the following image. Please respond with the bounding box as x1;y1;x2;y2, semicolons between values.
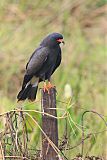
41;88;58;160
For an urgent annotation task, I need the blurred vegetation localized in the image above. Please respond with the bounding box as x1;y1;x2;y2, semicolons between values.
0;0;107;159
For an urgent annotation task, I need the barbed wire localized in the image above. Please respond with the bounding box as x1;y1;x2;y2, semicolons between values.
0;105;106;160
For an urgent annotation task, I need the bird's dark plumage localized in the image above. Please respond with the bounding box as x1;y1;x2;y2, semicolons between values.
17;33;64;101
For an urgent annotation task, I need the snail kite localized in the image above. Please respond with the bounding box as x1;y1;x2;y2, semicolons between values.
17;33;64;101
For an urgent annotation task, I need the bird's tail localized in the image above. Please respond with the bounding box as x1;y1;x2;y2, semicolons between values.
17;83;38;102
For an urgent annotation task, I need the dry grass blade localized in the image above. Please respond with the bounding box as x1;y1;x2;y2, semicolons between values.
0;141;5;160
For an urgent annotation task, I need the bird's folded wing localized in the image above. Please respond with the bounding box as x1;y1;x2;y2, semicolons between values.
26;47;49;75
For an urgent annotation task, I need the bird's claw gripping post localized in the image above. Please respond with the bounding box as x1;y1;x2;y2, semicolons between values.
43;82;50;94
43;82;55;94
47;82;55;89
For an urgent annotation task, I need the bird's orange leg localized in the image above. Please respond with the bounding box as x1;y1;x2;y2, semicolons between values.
47;81;54;89
43;82;49;93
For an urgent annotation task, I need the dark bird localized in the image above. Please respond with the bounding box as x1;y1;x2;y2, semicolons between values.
17;33;64;101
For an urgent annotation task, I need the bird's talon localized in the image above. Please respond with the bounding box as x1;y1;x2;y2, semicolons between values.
43;83;49;93
44;88;50;94
48;82;54;89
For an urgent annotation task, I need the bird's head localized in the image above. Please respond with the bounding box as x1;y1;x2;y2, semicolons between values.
40;33;64;47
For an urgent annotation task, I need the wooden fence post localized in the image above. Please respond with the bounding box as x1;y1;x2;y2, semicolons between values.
41;88;58;160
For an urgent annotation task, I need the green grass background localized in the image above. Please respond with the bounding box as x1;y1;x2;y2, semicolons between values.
0;0;107;159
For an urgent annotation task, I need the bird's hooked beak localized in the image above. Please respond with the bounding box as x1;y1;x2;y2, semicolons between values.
57;39;65;45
